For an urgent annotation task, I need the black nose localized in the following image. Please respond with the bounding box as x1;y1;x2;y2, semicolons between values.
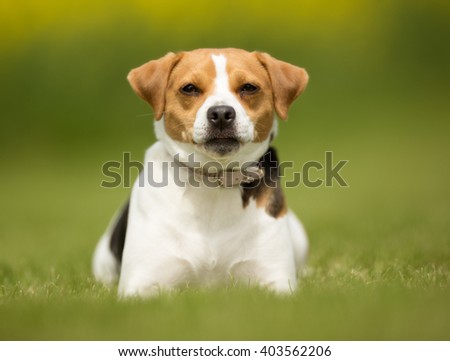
207;105;236;130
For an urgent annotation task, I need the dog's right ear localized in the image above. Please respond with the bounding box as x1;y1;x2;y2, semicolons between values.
127;52;181;121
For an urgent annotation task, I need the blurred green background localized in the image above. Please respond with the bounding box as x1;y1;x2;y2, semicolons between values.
0;0;449;340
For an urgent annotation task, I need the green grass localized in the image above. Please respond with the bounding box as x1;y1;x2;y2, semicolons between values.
0;256;449;340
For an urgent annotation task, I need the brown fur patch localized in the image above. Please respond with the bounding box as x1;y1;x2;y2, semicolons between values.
242;147;287;218
164;49;217;142
223;50;275;142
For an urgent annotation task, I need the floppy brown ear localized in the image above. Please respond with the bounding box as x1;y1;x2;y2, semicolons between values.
127;52;181;120
254;52;309;120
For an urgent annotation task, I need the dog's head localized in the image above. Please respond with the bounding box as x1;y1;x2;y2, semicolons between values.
128;48;308;164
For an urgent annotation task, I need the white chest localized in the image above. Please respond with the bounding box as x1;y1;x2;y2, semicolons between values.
118;142;305;296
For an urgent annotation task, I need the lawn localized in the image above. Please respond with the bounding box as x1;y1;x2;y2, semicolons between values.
0;0;449;341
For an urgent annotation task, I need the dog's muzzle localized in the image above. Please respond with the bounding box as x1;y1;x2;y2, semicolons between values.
203;105;241;156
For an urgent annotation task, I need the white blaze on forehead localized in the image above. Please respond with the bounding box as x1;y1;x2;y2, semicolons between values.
211;54;229;101
192;53;254;145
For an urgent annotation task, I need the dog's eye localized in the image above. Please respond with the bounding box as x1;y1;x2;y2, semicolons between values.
239;83;259;95
180;83;200;96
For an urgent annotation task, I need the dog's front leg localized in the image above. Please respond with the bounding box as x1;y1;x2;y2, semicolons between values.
118;255;195;298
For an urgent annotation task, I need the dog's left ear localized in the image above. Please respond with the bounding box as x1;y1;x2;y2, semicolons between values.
254;52;309;120
127;52;181;120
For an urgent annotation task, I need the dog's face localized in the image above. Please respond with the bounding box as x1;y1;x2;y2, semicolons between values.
128;48;308;163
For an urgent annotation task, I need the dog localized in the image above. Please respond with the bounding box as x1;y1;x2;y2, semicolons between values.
93;48;309;297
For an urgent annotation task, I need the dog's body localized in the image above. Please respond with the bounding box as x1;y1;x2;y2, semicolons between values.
93;49;309;297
